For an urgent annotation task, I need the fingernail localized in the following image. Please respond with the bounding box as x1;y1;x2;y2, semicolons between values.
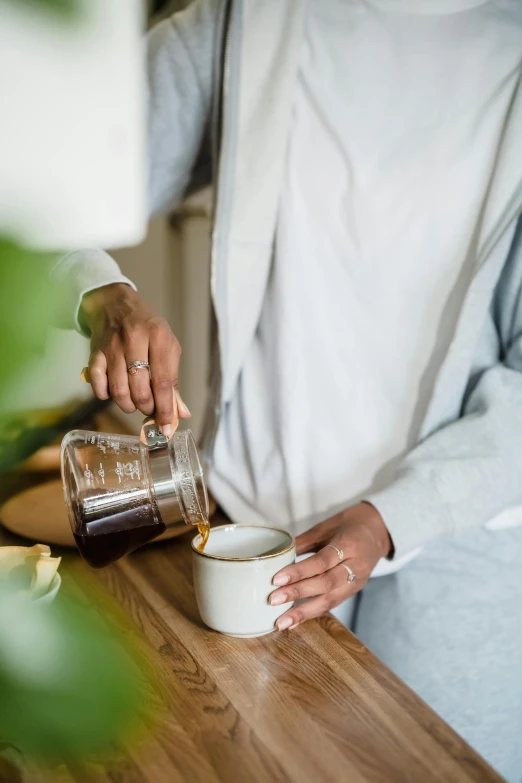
270;593;287;606
277;617;293;631
273;574;290;586
161;424;173;438
179;402;191;418
175;391;191;418
289;623;299;630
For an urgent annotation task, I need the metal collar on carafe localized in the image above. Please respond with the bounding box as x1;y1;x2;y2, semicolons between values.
142;420;208;528
142;420;179;526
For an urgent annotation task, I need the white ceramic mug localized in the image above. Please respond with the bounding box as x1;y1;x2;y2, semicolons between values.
192;524;296;637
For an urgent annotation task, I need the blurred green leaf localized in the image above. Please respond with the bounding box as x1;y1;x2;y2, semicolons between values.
0;0;150;754
3;0;82;21
0;234;153;766
0;238;61;402
0;582;150;761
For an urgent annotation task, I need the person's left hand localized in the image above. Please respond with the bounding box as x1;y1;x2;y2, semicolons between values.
270;502;392;631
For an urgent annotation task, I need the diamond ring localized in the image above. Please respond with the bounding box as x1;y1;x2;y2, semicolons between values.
342;564;357;583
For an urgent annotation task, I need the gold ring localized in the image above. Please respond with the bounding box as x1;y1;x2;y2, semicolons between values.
127;360;150;376
342;564;357;583
325;543;344;561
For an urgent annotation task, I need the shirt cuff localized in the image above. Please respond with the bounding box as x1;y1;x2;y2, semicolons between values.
364;469;454;562
51;249;137;334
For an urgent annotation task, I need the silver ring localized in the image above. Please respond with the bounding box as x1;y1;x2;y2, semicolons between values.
325;543;344;561
342;564;357;583
127;360;150;376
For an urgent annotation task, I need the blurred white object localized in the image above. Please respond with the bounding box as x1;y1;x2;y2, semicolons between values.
0;0;146;249
0;328;90;411
34;573;61;606
0;544;62;606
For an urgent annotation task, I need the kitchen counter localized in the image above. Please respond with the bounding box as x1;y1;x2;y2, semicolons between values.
0;399;504;783
58;522;501;783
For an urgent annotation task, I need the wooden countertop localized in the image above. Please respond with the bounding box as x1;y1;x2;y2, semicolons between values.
0;399;503;783
55;522;501;783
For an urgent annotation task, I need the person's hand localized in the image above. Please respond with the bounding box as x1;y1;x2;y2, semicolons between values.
270;502;392;631
79;283;191;436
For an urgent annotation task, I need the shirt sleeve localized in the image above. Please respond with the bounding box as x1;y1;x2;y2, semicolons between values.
50;249;137;333
365;219;522;561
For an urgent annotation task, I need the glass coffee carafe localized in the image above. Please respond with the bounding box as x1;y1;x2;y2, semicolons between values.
61;421;209;568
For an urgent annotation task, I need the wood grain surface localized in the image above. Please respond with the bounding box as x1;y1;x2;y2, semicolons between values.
43;524;500;783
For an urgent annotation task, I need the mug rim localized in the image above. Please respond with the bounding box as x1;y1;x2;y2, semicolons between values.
191;523;295;562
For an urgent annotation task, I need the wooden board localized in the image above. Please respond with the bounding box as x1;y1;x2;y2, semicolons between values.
19;446;61;473
0;480;216;548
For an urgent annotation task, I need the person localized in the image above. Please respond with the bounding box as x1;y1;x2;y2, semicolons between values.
53;2;522;778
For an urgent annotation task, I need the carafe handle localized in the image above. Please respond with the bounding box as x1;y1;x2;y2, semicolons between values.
140;417;169;451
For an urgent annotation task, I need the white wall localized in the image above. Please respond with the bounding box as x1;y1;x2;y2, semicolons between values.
0;329;91;413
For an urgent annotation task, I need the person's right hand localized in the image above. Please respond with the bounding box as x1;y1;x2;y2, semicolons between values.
79;283;190;437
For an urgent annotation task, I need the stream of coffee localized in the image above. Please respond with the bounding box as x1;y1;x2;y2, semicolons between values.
197;518;210;552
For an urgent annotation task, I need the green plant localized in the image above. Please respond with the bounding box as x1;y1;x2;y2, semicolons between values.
0;0;154;770
0;238;61;400
0;238;153;768
0;582;149;762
